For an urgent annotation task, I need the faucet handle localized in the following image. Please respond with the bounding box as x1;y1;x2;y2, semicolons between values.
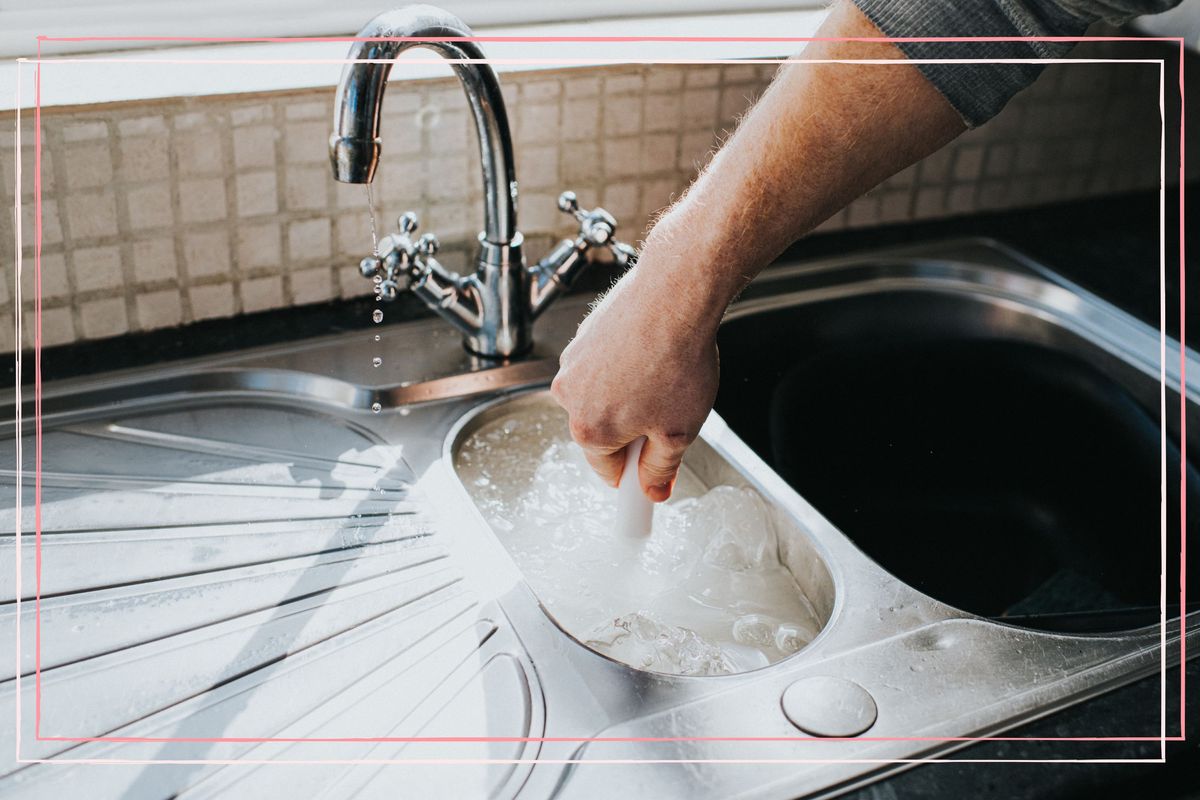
398;211;419;235
557;191;584;220
359;255;383;278
556;192;613;241
554;191;637;266
610;241;638;268
359;209;447;302
416;232;439;258
377;278;402;301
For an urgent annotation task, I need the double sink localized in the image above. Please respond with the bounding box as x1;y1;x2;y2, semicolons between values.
0;239;1194;799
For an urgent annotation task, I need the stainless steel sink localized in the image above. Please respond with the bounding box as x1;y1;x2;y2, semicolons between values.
446;390;840;671
714;240;1197;633
0;239;1194;799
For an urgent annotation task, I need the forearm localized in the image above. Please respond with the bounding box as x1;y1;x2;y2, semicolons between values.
630;0;966;335
554;0;1185;499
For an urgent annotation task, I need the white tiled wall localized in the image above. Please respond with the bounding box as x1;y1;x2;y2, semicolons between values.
0;43;1171;353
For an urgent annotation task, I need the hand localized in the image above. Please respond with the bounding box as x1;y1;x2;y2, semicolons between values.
554;0;965;502
551;251;720;503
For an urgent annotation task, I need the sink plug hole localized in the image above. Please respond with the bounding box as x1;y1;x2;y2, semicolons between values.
782;676;878;738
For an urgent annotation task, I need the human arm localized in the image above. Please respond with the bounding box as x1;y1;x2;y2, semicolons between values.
551;0;1183;502
551;0;965;500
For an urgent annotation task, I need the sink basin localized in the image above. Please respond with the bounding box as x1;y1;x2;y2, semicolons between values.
0;238;1194;800
447;391;837;674
715;240;1197;633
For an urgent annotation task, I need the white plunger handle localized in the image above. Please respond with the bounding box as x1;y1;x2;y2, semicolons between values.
615;436;654;538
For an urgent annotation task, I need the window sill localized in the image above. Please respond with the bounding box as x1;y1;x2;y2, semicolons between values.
4;9;826;112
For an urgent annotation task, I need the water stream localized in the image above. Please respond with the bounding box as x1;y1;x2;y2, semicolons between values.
365;183;381;258
366;184;383;409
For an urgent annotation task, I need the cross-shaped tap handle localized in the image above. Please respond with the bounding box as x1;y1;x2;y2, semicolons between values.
398;211;419;235
557;191;585;221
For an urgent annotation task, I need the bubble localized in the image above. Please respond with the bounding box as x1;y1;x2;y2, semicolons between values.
372;357;382;368
454;408;823;677
372;274;382;285
372;309;384;323
370;402;382;414
732;614;779;649
774;622;817;655
585;612;738;676
374;334;381;342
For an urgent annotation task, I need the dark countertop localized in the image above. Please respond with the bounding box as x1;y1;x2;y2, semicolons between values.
843;657;1198;800
7;185;1194;388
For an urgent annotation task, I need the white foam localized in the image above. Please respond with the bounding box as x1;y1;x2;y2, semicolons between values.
456;405;821;676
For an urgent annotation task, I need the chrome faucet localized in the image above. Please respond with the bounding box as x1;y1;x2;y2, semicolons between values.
330;4;636;359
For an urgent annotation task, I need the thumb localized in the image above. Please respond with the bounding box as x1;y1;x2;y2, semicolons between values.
638;434;688;503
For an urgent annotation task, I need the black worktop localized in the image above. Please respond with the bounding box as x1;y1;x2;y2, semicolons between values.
842;658;1198;800
6;185;1194;388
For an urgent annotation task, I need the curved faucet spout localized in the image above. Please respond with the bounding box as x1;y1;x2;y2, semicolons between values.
334;5;635;360
329;4;517;245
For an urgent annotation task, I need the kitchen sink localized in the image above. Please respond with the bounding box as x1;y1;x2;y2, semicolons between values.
716;240;1198;633
0;239;1194;799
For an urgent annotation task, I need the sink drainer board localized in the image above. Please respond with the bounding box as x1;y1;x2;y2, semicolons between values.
0;238;1194;799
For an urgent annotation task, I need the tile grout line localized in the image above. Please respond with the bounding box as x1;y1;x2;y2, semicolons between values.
105;117;141;335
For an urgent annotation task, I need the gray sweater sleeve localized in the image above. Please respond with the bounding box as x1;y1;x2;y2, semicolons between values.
850;0;1184;126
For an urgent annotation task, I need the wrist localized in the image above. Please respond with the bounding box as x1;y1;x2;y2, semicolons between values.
623;212;740;339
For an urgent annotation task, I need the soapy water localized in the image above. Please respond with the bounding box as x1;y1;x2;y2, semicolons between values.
456;405;822;676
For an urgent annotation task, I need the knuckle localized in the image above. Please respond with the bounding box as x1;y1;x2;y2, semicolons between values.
654;430;693;452
665;431;691;447
569;417;602;444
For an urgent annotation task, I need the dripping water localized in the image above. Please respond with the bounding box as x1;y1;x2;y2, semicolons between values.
365;183;381;257
367;184;383;413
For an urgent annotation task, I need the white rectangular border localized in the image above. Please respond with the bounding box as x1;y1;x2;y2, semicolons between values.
9;51;1180;769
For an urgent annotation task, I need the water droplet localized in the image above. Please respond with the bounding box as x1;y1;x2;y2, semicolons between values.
374;334;381;342
372;356;382;368
372;309;384;323
371;402;382;413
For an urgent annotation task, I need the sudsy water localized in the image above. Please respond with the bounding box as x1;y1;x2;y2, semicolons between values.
456;405;822;676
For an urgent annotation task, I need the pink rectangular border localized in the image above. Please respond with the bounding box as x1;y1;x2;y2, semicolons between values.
13;32;1189;756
